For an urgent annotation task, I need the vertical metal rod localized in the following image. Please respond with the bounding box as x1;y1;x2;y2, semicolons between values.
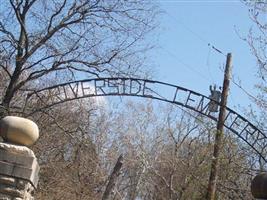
206;53;232;200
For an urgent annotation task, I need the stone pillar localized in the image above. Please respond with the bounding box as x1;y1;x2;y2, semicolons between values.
251;173;267;200
0;143;39;200
0;116;39;200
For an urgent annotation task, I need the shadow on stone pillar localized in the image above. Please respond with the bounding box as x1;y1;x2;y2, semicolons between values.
0;116;39;200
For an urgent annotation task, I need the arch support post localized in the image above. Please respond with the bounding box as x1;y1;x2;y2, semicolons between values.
251;173;267;200
0;143;39;199
0;116;39;200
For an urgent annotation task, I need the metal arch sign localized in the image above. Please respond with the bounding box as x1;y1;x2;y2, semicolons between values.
25;77;267;162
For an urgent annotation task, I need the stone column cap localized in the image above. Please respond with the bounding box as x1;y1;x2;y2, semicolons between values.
0;116;39;146
0;142;35;157
251;172;267;199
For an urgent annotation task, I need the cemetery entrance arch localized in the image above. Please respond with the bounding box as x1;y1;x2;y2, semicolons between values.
25;77;267;163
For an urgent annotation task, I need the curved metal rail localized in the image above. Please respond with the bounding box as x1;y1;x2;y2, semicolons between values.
24;77;267;163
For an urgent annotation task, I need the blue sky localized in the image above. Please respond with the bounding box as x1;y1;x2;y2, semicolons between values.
150;0;260;114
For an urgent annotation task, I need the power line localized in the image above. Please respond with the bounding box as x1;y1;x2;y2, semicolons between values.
161;7;260;106
162;47;213;83
217;66;259;102
165;12;227;57
206;45;216;84
231;76;259;102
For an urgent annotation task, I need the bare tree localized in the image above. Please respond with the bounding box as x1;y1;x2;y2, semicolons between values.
0;1;158;196
244;1;267;110
0;0;157;118
0;4;158;197
32;98;105;199
245;1;267;76
94;101;254;200
242;1;267;170
102;154;123;200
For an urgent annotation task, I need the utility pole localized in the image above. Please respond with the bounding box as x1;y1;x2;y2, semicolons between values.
206;53;232;200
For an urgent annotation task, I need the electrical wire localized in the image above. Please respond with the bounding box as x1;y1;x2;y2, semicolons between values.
206;45;216;84
163;4;262;104
217;66;259;103
231;77;258;102
161;10;229;90
165;12;227;57
162;47;213;83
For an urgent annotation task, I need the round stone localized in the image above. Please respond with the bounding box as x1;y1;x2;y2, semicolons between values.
0;116;39;146
251;173;267;199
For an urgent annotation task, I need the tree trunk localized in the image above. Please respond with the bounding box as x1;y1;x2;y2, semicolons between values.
102;154;123;200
